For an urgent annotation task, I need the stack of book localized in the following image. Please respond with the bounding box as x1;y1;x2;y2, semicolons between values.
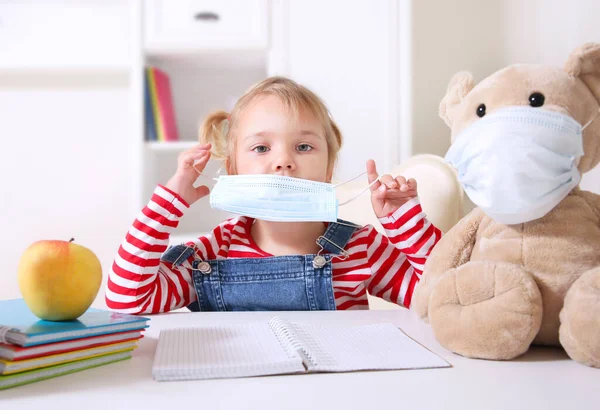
0;299;149;390
145;66;179;143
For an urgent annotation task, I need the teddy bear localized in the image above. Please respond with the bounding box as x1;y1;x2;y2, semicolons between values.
412;43;600;368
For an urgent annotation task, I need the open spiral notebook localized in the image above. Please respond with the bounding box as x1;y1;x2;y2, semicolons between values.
152;316;450;381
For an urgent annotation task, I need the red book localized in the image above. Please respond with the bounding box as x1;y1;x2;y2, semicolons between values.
151;67;179;142
0;330;144;361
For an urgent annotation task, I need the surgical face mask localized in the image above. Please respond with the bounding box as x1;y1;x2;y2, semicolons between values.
445;106;598;225
209;173;378;222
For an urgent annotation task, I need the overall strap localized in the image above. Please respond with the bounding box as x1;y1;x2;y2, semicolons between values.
316;219;361;256
160;244;200;267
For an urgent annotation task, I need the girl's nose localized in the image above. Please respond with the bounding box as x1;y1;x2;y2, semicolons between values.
273;151;296;172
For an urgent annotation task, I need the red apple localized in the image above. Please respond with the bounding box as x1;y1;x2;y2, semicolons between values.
17;238;102;321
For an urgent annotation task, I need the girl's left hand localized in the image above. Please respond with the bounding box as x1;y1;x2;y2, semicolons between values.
366;159;418;218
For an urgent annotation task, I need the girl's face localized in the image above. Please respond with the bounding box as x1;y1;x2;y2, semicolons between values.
231;95;331;182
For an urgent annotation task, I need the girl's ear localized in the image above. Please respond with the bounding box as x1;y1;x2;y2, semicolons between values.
326;164;334;183
225;158;235;175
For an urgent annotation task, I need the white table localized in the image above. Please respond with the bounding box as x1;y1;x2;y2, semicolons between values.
2;309;599;409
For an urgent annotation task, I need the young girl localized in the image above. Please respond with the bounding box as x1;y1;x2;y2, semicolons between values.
106;77;442;314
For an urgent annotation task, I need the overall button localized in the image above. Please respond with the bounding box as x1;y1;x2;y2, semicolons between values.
198;262;212;274
312;255;327;269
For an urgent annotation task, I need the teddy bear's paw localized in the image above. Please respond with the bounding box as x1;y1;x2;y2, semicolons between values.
559;267;600;368
411;279;431;321
428;261;543;360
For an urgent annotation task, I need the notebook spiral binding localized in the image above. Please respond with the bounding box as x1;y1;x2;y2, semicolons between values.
268;316;316;367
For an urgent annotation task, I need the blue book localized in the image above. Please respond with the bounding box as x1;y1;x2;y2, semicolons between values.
144;67;158;142
0;299;150;347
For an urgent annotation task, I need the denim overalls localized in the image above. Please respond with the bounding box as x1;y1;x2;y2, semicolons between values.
160;219;360;312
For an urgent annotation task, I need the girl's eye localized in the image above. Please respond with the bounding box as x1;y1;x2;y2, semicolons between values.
297;144;313;152
252;145;269;153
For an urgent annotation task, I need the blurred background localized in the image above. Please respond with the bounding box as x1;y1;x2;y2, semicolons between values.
1;0;599;307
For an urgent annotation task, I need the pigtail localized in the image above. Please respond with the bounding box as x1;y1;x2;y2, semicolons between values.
198;110;230;159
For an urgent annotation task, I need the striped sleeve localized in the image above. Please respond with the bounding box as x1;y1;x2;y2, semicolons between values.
105;185;226;315
365;197;442;308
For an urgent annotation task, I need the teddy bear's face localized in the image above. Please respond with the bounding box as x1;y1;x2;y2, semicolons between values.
440;44;600;173
447;65;596;140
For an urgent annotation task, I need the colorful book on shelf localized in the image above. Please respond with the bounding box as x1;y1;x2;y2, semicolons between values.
0;329;144;361
147;66;179;142
152;66;180;142
0;350;132;390
0;339;139;375
144;68;158;142
0;299;150;347
147;67;163;142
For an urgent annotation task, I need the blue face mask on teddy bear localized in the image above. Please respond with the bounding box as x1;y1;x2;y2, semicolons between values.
445;106;599;225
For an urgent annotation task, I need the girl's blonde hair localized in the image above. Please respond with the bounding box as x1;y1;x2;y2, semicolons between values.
198;76;343;178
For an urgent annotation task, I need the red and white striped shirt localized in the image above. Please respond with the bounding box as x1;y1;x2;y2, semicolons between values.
106;185;442;314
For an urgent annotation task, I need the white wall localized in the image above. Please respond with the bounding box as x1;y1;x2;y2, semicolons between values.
411;0;508;157
0;81;134;307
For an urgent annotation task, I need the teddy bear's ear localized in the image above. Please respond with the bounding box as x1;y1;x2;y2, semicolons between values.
564;43;600;103
439;72;475;127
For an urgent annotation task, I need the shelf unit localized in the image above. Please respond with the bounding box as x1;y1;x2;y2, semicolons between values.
133;0;272;241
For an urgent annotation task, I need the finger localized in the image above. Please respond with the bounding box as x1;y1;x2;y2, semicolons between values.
180;151;209;171
181;143;211;160
407;178;417;191
192;185;210;202
366;159;382;191
379;174;397;189
395;175;408;191
188;143;211;152
180;146;205;160
180;150;207;167
382;186;418;200
372;183;387;200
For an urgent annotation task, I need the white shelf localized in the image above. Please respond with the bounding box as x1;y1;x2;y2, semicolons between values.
146;141;198;152
0;67;129;88
145;48;268;70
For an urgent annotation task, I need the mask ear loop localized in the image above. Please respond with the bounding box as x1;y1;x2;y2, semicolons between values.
582;108;600;131
193;160;224;181
572;108;600;168
334;170;384;207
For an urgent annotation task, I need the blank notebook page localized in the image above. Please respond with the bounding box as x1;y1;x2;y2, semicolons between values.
293;322;450;372
152;322;305;381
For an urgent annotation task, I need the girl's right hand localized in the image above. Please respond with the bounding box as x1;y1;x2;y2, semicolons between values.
165;143;212;206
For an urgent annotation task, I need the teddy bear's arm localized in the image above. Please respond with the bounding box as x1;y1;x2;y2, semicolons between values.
411;207;484;319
